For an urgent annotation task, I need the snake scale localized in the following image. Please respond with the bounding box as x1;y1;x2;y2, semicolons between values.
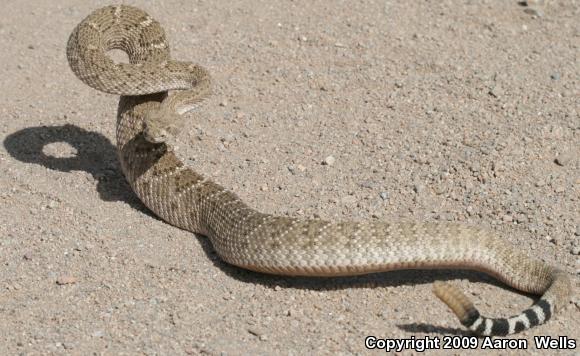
66;5;571;336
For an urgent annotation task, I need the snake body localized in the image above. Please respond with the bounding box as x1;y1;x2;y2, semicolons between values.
66;5;571;336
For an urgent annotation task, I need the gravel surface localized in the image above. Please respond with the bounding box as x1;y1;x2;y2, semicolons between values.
1;0;578;355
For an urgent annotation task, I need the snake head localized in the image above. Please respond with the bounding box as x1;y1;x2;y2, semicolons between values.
143;108;184;144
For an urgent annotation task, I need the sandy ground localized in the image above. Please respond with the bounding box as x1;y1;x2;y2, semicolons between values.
1;0;579;355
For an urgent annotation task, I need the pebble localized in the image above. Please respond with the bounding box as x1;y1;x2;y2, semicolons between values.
554;152;573;166
488;86;504;98
554;186;565;193
322;155;335;166
524;8;544;17
571;247;580;255
545;235;555;244
379;192;389;200
502;214;513;223
247;327;267;341
575;225;580;236
550;73;561;81
572;297;580;310
359;180;375;189
56;275;77;285
221;134;235;143
515;214;529;224
413;184;425;194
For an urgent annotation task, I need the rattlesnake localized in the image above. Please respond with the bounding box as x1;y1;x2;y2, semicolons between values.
66;5;571;336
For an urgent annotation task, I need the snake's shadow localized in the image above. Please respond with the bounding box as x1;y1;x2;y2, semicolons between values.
4;124;531;337
3;124;153;217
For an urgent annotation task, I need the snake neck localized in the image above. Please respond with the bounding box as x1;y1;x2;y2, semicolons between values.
115;93;254;239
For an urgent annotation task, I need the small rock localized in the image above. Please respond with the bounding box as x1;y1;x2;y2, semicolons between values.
572;297;580;310
502;215;513;223
219;101;228;107
23;253;32;260
359;180;375;189
56;275;77;285
221;134;235;143
296;164;306;172
545;235;555;244
524;8;544;17
550;73;560;80
379;192;389;200
248;327;267;340
515;214;529;224
524;0;545;5
274;285;282;291
554;152;573;166
287;165;295;174
413;184;425;194
571;247;580;255
575;225;580;236
488;86;504;98
322;155;335;166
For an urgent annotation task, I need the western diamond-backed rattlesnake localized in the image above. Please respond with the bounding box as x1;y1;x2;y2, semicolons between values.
66;5;571;336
